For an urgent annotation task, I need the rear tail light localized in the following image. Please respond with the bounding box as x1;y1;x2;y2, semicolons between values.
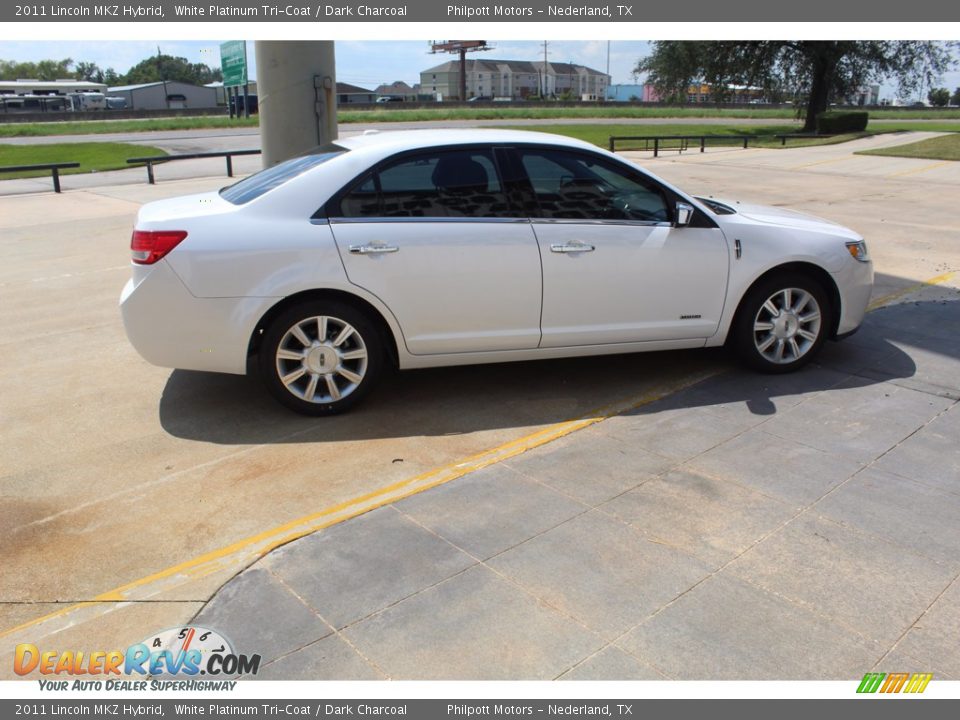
131;230;188;265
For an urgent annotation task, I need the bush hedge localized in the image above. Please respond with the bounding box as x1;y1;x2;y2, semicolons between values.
816;110;869;134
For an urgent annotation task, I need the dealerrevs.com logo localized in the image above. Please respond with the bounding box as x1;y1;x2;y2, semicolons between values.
14;626;260;690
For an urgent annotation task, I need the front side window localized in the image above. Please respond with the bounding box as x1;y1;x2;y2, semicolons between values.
337;148;516;219
518;148;670;222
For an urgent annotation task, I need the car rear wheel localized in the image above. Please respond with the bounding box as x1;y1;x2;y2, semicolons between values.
259;301;383;415
732;274;831;373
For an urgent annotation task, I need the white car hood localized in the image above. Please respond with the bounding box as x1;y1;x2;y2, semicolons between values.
714;199;859;238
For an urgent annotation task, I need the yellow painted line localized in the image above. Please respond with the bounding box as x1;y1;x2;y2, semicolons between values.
788;155;856;171
0;367;720;642
884;161;952;179
867;271;956;311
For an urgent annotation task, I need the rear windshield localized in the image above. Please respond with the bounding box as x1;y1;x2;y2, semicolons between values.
220;146;347;204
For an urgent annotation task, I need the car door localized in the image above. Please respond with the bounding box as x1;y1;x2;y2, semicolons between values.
327;146;542;355
514;146;730;348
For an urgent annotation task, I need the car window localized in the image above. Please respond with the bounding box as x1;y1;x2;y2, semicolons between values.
519;149;669;222
337;149;518;219
220;147;346;205
339;176;379;217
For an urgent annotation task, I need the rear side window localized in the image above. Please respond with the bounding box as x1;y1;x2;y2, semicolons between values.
336;148;518;218
220;147;346;205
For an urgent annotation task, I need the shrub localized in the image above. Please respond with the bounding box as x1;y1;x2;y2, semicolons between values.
816;110;869;134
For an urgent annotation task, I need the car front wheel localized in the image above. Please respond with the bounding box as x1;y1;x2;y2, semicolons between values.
732;274;831;373
259;301;383;415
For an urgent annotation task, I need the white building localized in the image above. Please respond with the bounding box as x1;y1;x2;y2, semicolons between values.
421;59;610;101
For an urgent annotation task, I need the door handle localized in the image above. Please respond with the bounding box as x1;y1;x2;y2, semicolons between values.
550;243;595;253
349;244;399;255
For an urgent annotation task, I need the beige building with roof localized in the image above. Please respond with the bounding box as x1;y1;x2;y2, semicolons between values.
420;59;610;101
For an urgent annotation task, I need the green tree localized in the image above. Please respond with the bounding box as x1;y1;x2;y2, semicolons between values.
637;41;956;131
0;58;73;81
927;87;950;107
124;53;222;86
952;87;960;106
74;61;103;83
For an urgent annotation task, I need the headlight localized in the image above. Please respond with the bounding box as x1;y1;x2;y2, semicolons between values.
845;240;869;262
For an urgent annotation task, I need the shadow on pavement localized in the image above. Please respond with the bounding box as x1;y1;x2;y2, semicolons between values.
158;299;959;445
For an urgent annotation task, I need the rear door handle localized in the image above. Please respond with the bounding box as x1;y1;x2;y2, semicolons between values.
349;244;399;255
550;242;595;253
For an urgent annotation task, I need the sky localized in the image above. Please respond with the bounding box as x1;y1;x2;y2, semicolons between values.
0;40;650;87
1;40;957;101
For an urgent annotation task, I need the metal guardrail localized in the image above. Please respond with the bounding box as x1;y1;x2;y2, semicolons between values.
0;161;80;193
609;134;757;156
774;133;837;145
126;149;261;184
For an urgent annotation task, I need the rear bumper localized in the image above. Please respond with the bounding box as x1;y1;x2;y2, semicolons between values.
120;261;273;375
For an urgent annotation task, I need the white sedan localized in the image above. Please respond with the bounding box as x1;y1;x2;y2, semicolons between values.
120;129;873;415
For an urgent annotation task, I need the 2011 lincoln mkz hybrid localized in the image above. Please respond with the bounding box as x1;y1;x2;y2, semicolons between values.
120;129;873;415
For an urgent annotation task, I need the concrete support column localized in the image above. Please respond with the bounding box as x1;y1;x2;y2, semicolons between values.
254;41;337;168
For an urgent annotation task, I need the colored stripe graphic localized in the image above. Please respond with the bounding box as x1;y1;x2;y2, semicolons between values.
904;673;933;694
857;673;886;693
881;672;909;693
857;672;932;694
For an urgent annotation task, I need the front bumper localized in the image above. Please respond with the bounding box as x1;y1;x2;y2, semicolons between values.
832;258;874;337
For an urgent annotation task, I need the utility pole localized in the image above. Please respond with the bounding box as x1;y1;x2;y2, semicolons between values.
542;41;549;98
157;45;169;110
255;41;337;167
604;41;611;102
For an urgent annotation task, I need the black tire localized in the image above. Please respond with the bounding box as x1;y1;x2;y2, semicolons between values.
259;300;384;415
731;273;832;374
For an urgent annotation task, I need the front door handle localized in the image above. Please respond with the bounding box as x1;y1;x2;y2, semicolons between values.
349;244;399;255
550;242;595;253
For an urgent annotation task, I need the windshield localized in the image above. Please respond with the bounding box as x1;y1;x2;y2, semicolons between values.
220;146;347;204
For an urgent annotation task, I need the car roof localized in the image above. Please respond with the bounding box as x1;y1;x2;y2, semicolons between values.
334;128;599;154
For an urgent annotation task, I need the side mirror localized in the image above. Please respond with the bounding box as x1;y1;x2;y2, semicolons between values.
675;202;694;227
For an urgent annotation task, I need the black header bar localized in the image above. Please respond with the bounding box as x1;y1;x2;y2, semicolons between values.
4;0;958;22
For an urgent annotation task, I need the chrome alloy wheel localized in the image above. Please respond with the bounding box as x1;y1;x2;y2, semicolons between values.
274;315;368;403
752;288;822;365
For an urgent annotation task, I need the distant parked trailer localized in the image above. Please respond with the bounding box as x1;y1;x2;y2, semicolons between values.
0;79;108;96
66;92;107;111
0;79;108;113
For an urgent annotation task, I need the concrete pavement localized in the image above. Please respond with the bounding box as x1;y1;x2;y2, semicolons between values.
194;296;960;680
2;133;958;681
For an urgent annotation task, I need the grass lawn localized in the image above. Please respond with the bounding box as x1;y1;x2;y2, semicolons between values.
0;116;259;138
855;133;960;161
493;123;851;149
497;121;960;151
1;106;959;138
0;142;167;179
